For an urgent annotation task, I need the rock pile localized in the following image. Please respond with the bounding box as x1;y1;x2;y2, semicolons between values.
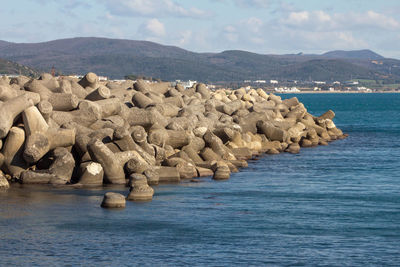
0;72;347;199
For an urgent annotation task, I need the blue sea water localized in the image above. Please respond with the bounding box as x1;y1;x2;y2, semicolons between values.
1;93;399;266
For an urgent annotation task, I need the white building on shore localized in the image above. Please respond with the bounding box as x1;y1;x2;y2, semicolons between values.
274;87;300;93
0;74;19;78
175;80;197;89
254;80;266;83
314;81;326;85
357;86;372;92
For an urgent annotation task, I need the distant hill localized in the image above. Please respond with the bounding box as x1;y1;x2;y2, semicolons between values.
322;49;384;60
0;37;398;82
0;40;11;48
0;58;39;77
275;59;378;81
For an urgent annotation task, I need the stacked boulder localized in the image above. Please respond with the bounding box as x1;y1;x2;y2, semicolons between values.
0;73;347;197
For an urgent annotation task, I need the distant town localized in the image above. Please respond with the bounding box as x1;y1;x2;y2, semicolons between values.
219;79;400;93
1;72;399;93
69;75;400;93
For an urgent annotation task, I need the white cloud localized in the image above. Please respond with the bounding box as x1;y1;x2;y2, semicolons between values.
222;25;238;43
249;37;265;45
217;17;266;48
101;0;210;19
139;18;166;37
314;10;331;23
224;25;236;33
245;17;263;33
62;0;92;10
178;30;192;45
286;11;309;24
280;10;400;30
280;9;400;33
3;1;400;59
213;8;393;54
234;0;270;8
283;10;333;28
282;30;368;51
344;10;400;30
98;7;400;56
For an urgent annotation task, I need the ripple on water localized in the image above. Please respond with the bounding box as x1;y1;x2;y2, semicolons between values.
1;94;400;266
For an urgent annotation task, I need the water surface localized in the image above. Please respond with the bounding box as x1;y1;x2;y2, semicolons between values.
1;93;399;266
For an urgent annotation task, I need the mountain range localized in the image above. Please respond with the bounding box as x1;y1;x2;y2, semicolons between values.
0;37;399;82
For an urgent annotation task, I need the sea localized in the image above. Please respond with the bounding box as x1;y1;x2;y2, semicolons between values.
1;93;399;266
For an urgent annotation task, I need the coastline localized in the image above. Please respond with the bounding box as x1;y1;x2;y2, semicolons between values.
274;90;400;94
0;72;347;206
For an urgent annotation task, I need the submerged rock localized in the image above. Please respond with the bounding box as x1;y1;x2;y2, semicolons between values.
212;161;230;180
127;173;154;201
101;192;126;208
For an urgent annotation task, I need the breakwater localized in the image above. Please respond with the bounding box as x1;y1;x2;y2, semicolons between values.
0;73;346;205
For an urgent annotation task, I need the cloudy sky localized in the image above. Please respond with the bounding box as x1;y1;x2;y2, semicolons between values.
1;0;400;58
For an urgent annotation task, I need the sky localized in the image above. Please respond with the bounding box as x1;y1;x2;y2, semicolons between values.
1;0;400;58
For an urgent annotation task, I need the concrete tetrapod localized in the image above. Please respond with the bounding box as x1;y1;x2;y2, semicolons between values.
25;79;53;100
47;93;79;111
37;100;53;124
203;130;236;160
20;148;75;184
85;86;110;101
148;128;192;149
1;127;28;178
212;161;231;180
0;171;10;189
79;72;99;90
113;128;156;166
285;143;301;154
127;173;154;201
57;79;72;94
130;125;155;157
132;91;154;108
0;92;40;138
46;147;75;184
63;121;114;157
196;83;211;100
87;139;138;184
0;73;348;191
22;106;76;164
0;84;19;101
143;169;159;185
257;121;288;142
101;192;126;208
78;161;104;185
156;166;180;182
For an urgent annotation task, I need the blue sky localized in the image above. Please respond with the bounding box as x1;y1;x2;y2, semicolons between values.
1;0;400;58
